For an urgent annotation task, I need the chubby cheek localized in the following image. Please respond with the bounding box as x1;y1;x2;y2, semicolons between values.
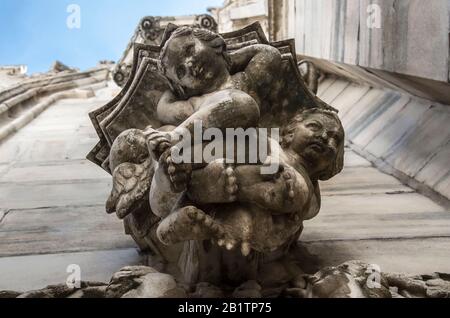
293;129;313;147
328;138;339;150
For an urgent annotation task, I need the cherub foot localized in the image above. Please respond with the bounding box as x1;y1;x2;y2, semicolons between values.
205;160;238;201
156;206;225;245
144;126;171;160
161;152;192;193
217;238;253;257
258;167;298;211
188;160;238;204
223;164;239;201
236;164;298;213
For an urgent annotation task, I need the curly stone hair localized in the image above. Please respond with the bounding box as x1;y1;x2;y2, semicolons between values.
281;108;345;181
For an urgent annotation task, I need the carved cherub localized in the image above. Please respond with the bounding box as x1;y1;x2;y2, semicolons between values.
106;26;282;221
147;26;283;192
154;108;344;256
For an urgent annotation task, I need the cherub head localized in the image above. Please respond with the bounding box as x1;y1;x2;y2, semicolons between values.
160;26;231;99
281;108;344;181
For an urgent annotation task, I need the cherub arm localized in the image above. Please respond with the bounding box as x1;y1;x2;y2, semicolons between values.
157;90;195;126
170;89;260;138
149;89;261;182
229;44;282;92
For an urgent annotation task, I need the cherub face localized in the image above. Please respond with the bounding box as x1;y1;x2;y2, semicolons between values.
288;113;344;175
162;34;228;96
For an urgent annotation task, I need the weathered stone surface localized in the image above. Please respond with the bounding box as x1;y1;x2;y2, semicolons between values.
319;79;351;104
105;266;158;298
17;282;106;298
232;281;263;298
270;0;450;83
104;266;186;298
121;273;186;298
416;144;450;199
317;76;450;202
320;166;411;196
50;61;76;73
0;290;22;298
2;262;449;298
301;238;450;276
67;286;107;298
326;82;371;118
0;249;142;292
191;282;225;298
285;260;392;298
0;205;134;257
0;67;109;143
343;150;371;167
351;94;411;148
209;0;269;35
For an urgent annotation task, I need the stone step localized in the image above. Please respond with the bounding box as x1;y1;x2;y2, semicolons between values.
320;166;411;196
0;205;134;257
0;248;142;291
301;237;450;276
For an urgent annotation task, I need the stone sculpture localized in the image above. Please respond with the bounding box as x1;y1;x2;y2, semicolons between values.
87;22;342;288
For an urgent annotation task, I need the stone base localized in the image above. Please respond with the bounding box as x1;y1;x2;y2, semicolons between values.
3;260;449;298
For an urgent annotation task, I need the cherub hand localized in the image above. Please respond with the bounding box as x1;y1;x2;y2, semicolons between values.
143;126;171;161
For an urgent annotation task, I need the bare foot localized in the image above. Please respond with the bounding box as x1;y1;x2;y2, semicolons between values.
159;152;191;193
188;160;238;204
216;238;253;257
144;126;171;160
236;165;298;212
156;206;225;245
156;205;254;257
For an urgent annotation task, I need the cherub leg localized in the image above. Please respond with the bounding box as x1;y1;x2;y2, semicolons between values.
156;206;226;245
172;89;260;138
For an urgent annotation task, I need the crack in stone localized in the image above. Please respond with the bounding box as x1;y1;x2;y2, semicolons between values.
0;209;11;224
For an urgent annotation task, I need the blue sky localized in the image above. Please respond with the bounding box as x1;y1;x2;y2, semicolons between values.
0;0;223;74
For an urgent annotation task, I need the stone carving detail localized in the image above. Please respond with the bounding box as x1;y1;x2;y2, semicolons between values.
297;59;324;95
88;22;342;288
113;15;218;87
